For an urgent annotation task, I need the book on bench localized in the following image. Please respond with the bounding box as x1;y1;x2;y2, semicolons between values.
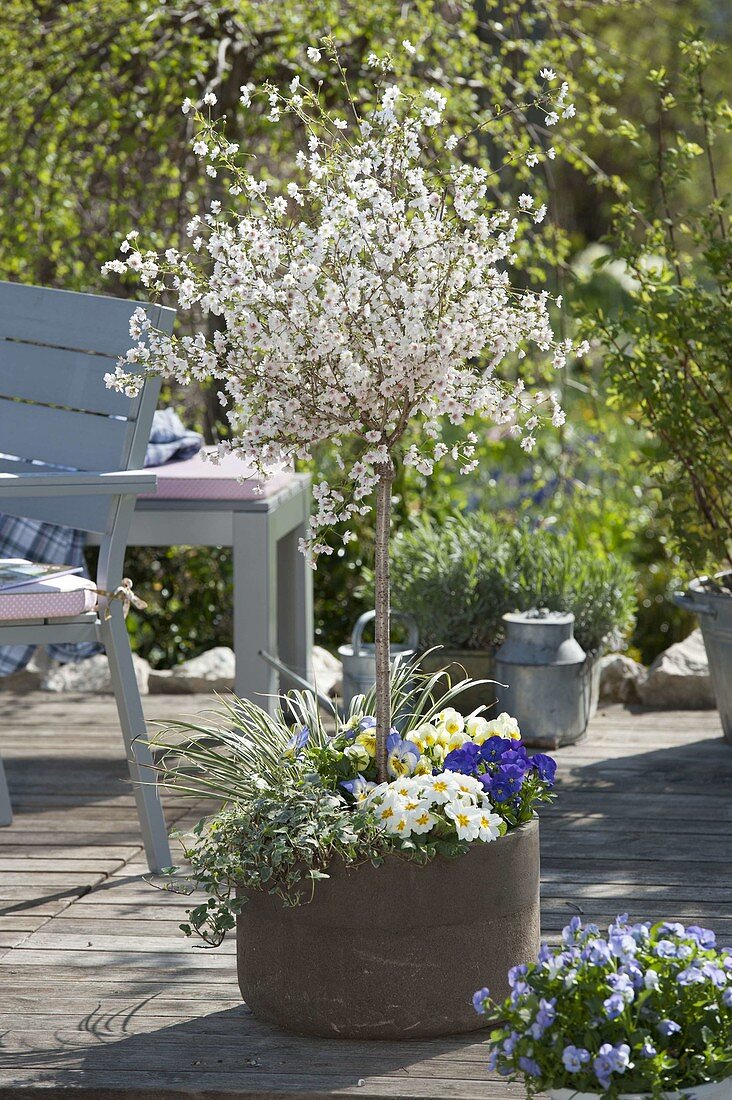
0;559;82;592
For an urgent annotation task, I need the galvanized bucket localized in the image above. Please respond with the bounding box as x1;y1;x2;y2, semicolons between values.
338;610;418;712
494;610;591;748
673;573;732;743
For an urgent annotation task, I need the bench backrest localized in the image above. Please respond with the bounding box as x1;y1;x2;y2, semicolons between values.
0;281;174;533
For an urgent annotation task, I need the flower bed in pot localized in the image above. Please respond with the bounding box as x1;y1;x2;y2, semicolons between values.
154;666;555;1039
475;916;731;1099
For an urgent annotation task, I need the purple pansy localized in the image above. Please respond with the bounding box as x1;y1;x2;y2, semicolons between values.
687;925;716;949
472;986;490;1014
603;993;626;1020
593;1042;631;1089
562;1045;591;1073
443;742;480;774
285;725;309;754
478;736;513;764
518;1055;541;1077
530;752;557;784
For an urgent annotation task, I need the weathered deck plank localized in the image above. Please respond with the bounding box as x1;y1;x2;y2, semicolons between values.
0;691;729;1098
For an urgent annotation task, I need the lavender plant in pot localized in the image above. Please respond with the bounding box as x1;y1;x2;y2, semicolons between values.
475;916;731;1098
105;41;585;1038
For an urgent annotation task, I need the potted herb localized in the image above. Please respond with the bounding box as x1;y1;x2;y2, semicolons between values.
585;36;732;740
107;42;583;1037
475;916;732;1099
388;514;635;721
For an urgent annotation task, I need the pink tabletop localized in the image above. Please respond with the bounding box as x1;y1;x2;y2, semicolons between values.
141;449;295;501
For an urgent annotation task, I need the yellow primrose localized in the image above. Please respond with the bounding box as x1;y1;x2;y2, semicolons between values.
466;716;490;743
448;730;468;751
438;708;464;736
414;756;432;776
355;731;376;758
344;742;370;771
436;726;452;748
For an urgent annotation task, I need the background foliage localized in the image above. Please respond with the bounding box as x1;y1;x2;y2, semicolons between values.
1;0;728;667
384;515;637;656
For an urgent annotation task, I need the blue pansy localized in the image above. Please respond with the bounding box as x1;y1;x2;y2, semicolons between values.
530;752;557;784
677;966;704;986
284;725;309;755
562;916;583;943
562;1045;590;1073
687;925;716;948
657;1019;681;1037
472;986;490;1014
530;996;556;1038
478;736;513;764
603;993;626;1020
444;742;480;774
593;1042;631;1089
507;963;528;987
485;763;526;802
518;1055;541;1077
701;961;727;987
655;939;678;958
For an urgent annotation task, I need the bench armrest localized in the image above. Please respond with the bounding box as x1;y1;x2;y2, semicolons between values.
0;470;157;498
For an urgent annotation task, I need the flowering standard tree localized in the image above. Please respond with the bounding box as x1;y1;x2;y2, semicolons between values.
105;42;584;783
106;44;583;1038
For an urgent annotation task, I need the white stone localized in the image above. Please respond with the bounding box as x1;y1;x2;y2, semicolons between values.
598;653;645;705
637;629;716;709
41;653;151;695
0;651;50;693
312;645;342;698
148;646;235;694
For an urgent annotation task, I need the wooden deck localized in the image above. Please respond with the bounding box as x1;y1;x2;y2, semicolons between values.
0;692;729;1098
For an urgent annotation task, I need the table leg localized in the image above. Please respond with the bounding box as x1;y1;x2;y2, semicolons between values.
232;510;278;713
277;516;313;692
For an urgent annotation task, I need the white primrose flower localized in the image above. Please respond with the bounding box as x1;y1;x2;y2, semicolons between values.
106;57;579;555
476;804;503;842
444;801;483;842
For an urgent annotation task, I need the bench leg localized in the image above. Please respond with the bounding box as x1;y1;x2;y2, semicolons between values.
0;753;11;826
99;607;171;872
232;511;278;713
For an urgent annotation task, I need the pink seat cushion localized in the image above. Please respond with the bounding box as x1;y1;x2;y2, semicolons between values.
0;573;97;621
141;449;295;501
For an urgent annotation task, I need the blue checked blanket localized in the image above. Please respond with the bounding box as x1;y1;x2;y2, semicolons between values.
0;409;202;676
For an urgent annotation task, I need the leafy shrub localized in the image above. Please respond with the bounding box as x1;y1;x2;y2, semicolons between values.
385;515;636;656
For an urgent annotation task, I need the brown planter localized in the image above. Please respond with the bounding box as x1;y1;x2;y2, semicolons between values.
418;648;497;715
236;817;540;1039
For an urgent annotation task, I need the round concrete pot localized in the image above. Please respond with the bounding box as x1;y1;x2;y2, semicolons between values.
547;1079;729;1100
236;816;540;1039
418;649;497;715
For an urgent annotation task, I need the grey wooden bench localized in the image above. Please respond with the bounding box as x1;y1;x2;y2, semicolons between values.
0;280;174;871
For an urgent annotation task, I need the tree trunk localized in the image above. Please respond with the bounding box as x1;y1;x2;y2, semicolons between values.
374;460;394;783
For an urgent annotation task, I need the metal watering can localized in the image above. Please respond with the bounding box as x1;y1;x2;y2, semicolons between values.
338;610;419;713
